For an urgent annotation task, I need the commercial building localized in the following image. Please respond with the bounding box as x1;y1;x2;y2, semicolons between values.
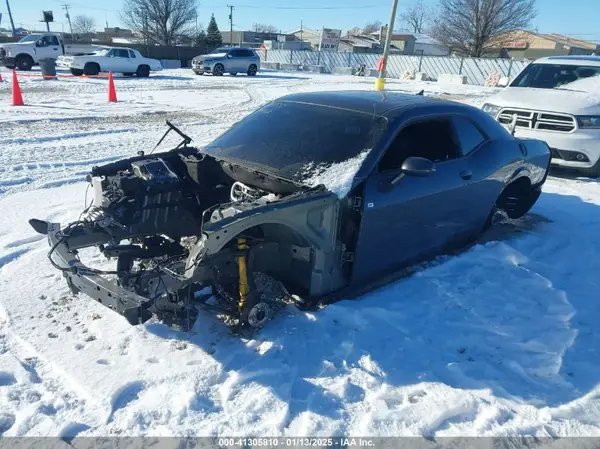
489;30;600;59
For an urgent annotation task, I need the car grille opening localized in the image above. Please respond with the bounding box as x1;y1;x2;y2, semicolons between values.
498;108;576;133
550;148;589;162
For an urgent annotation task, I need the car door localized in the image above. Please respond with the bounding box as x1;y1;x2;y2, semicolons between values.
351;116;475;284
35;35;61;59
226;49;242;72
113;48;135;73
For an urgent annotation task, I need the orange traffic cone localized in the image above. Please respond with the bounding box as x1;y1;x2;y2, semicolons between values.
108;72;117;103
12;70;24;106
0;71;3;82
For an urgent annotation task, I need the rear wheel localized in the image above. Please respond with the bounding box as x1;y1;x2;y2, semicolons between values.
136;65;150;77
247;64;257;76
493;177;541;223
15;55;33;71
83;62;100;76
213;64;224;76
70;68;83;76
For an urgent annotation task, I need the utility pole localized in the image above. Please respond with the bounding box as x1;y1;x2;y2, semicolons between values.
227;5;234;46
5;0;16;36
62;4;73;36
300;19;303;48
375;0;399;91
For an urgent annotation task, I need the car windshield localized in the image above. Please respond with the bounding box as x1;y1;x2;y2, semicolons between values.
511;63;600;90
18;34;43;43
202;101;387;182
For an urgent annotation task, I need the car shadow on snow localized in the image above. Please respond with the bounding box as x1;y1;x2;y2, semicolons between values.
144;191;600;427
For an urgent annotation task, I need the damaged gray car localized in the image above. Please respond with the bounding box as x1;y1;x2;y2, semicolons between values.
29;91;551;330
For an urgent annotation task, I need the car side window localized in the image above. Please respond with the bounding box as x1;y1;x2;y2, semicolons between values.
452;116;486;155
128;50;136;58
242;50;254;57
229;50;240;57
49;36;59;46
115;49;130;58
378;118;461;172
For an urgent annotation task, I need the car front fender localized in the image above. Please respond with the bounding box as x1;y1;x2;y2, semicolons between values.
185;191;347;296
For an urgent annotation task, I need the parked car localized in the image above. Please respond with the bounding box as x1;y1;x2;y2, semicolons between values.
57;47;162;77
482;55;600;177
192;47;260;76
29;92;550;330
0;33;100;71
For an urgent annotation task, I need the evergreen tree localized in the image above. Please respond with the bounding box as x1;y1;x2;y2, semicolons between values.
206;14;223;49
195;29;207;47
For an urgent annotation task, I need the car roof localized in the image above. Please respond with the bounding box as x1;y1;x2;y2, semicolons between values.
277;90;464;119
533;55;600;66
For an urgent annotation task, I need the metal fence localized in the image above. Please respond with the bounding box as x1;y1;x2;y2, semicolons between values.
260;49;530;86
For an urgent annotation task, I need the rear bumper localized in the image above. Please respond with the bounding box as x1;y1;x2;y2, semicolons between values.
45;222;154;325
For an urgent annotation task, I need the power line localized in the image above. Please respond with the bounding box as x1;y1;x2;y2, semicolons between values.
200;2;390;10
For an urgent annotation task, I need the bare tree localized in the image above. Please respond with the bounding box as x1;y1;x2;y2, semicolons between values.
431;0;537;57
72;15;96;37
253;23;278;33
121;0;198;46
362;21;383;35
346;27;362;37
400;0;429;34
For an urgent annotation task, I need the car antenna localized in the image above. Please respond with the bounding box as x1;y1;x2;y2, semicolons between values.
149;120;193;154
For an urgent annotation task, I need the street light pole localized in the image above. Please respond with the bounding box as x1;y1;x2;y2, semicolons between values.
375;0;399;91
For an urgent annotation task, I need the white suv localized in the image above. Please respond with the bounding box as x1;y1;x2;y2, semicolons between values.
482;56;600;177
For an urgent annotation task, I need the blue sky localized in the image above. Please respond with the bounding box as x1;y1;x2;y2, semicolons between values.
3;0;600;42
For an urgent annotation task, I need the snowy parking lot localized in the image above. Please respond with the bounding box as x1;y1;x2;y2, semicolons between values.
0;68;599;438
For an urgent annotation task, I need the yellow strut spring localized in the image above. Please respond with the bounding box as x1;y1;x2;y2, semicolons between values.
237;238;250;313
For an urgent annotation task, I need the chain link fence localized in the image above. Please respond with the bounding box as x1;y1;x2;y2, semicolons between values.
260;49;530;86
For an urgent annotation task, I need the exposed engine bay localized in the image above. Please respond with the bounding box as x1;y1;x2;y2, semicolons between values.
29;122;349;330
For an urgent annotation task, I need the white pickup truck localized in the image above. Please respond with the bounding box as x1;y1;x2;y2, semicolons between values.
0;33;100;71
57;47;162;77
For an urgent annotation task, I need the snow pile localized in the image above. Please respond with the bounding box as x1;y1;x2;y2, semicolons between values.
301;150;370;198
1;68;600;438
560;75;600;104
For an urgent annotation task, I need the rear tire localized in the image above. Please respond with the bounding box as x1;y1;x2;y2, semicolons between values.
83;62;100;76
136;65;150;77
495;178;541;220
213;64;224;76
70;68;83;76
15;55;33;71
247;64;257;76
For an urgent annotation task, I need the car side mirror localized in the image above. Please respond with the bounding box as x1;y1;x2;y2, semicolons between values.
391;157;436;185
497;76;510;87
227;54;233;58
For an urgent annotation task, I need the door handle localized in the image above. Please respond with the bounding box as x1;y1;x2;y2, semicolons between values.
459;169;472;180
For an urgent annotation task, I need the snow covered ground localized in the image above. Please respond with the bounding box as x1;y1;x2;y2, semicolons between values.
1;68;599;439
